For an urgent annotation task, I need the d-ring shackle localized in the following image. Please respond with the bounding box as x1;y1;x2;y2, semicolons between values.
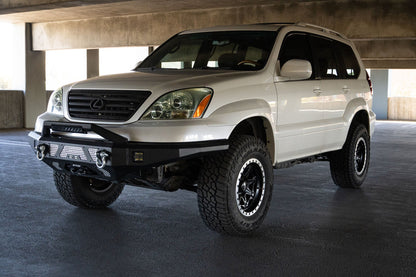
36;144;47;161
96;151;110;169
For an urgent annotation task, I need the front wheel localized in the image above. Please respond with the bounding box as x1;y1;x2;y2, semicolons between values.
330;124;370;188
197;136;273;235
54;171;124;208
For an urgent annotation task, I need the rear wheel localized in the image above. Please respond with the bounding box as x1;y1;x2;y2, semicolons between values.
54;171;124;208
330;124;370;188
197;136;273;235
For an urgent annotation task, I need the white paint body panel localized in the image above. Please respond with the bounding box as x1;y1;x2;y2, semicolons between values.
35;24;375;166
275;80;325;162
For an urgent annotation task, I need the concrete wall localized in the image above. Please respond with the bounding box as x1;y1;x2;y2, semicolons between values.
388;97;416;121
0;91;24;129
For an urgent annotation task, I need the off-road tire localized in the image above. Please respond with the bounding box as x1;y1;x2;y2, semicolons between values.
54;171;124;208
330;124;370;188
197;136;273;235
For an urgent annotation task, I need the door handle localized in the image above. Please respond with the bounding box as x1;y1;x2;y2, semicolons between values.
343;86;350;93
313;88;322;95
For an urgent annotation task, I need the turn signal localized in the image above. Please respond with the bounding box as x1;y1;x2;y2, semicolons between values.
193;94;212;118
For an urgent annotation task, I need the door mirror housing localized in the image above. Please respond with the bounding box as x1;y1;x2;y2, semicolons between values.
279;59;312;81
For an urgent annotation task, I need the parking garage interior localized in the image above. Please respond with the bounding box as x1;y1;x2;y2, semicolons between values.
0;0;415;276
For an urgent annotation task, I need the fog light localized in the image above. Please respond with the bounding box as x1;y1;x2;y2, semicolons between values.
133;152;144;162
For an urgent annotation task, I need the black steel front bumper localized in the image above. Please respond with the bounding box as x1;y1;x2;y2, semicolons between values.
29;121;228;181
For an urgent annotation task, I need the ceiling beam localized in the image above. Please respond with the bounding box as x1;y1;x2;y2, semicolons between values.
32;1;416;50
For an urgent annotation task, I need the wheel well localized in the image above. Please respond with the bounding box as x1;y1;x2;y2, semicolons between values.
230;117;275;161
351;110;370;133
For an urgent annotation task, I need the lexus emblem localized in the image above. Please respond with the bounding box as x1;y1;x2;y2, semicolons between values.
90;98;105;111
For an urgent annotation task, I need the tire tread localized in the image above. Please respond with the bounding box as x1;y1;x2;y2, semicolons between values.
54;171;124;209
197;135;273;235
330;123;370;188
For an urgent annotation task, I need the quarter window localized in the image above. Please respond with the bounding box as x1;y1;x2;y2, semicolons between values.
334;42;360;79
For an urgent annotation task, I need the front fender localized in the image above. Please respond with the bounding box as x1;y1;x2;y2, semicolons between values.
208;99;275;129
208;99;276;162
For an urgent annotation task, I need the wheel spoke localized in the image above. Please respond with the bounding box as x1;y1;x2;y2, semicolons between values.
242;165;253;181
354;137;367;176
235;158;266;216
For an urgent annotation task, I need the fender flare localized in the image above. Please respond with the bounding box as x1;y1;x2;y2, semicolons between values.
208;99;275;128
341;98;371;145
208;99;276;161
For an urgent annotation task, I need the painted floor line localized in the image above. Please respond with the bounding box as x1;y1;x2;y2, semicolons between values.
0;140;30;147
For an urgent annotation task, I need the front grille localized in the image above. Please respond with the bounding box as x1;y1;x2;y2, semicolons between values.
68;89;151;121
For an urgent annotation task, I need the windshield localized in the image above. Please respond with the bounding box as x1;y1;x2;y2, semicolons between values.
136;31;277;71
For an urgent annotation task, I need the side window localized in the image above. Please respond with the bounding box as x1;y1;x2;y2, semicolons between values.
334;42;360;79
278;33;313;78
310;36;339;79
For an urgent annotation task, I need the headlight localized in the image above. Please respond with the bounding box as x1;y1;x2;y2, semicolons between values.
141;88;212;120
47;87;63;114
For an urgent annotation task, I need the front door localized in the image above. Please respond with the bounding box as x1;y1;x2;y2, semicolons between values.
275;32;325;162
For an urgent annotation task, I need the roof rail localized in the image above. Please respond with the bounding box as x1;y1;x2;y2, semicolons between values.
295;22;348;39
254;22;295;25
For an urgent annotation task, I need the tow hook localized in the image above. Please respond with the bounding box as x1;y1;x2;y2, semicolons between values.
96;151;110;169
36;144;48;161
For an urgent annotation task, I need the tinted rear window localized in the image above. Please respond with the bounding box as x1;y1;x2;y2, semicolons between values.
334;42;360;79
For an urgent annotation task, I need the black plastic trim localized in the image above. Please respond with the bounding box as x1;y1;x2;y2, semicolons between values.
42;121;128;143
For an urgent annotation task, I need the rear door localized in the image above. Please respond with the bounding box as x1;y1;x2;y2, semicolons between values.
311;37;361;151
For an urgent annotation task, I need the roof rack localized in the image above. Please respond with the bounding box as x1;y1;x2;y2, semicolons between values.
295;22;348;39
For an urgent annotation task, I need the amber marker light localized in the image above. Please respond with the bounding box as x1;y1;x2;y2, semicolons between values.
192;94;212;118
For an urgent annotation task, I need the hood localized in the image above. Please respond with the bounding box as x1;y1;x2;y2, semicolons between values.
70;69;254;93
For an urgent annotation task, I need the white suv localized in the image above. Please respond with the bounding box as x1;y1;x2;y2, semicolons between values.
30;23;375;235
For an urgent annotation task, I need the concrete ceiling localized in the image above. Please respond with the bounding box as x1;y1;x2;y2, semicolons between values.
1;0;314;23
0;0;415;68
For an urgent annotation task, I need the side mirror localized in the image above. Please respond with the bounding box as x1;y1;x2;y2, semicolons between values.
280;59;312;81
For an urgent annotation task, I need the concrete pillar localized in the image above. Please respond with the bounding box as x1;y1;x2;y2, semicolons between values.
25;23;46;128
371;69;389;120
87;49;99;78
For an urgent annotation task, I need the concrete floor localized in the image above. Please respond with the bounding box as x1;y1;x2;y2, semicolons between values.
0;121;415;276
